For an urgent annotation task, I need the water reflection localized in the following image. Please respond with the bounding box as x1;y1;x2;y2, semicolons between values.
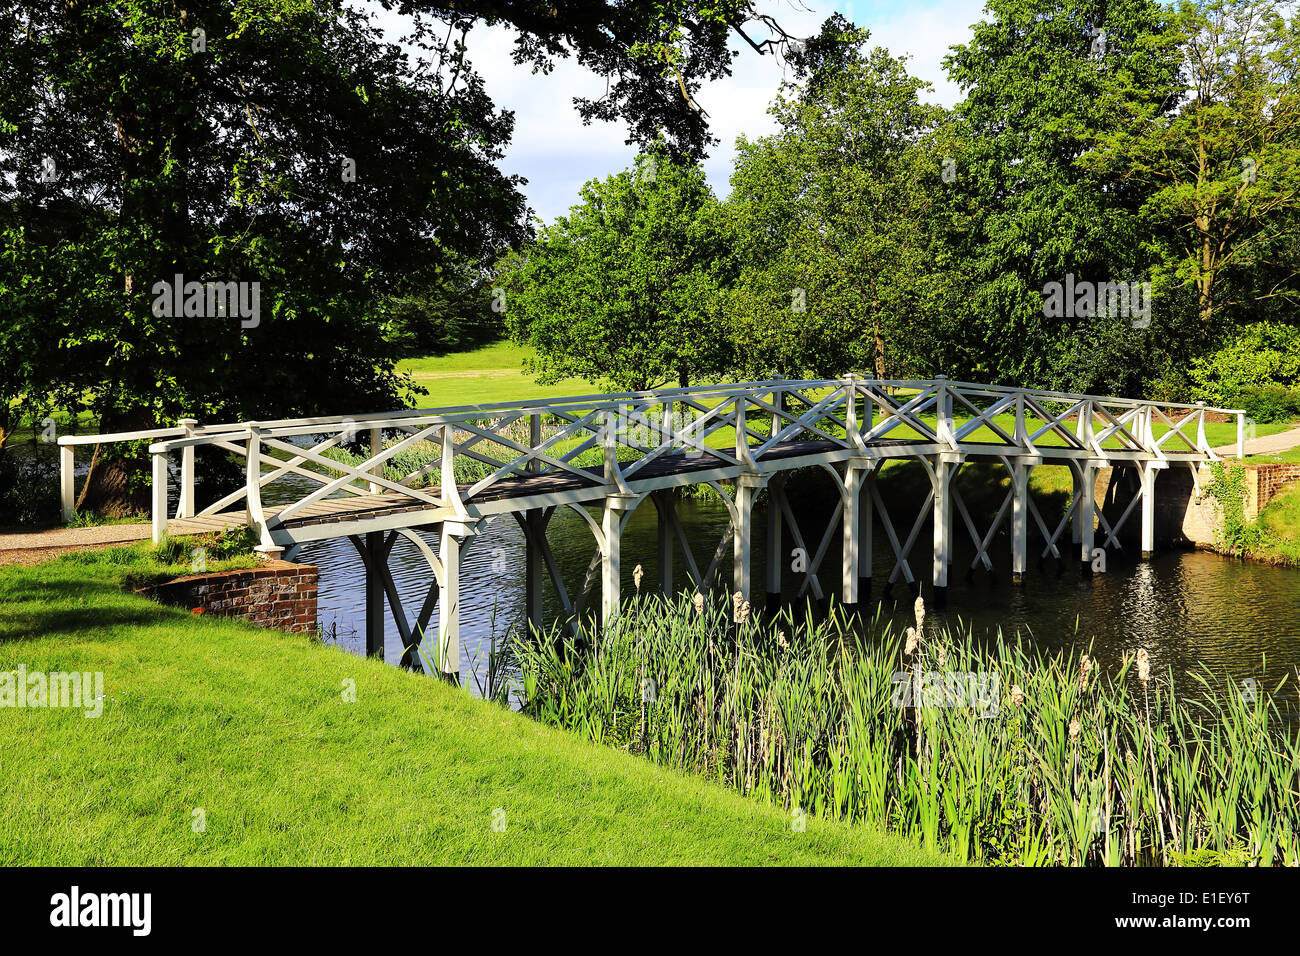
299;493;1300;698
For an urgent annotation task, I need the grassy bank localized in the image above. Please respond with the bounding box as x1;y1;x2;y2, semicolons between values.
513;593;1300;866
0;552;946;866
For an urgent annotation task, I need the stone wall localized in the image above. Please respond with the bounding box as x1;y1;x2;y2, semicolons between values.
1093;462;1300;549
139;560;318;634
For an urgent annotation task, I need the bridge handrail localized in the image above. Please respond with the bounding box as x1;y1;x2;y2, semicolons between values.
55;377;1250;546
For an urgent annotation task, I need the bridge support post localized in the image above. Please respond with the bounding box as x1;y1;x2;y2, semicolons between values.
932;456;956;604
842;460;871;612
860;466;874;604
438;518;479;683
652;491;674;601
1139;462;1165;559
764;477;784;616
733;474;765;605
524;509;547;635
601;494;638;625
1079;462;1097;574
178;418;198;518
524;413;546;633
364;531;386;659
1011;460;1032;583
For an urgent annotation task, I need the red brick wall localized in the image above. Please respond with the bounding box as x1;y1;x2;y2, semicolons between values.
139;560;318;634
1255;464;1300;511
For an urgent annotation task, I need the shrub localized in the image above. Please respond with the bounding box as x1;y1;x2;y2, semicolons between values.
1230;383;1300;424
1189;321;1300;405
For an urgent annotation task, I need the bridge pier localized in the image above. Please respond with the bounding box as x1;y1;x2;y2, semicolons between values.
859;467;874;604
842;459;873;611
653;490;674;600
438;517;480;683
931;455;958;604
1011;460;1032;583
1140;461;1166;559
523;509;548;635
1079;461;1098;574
364;531;387;659
601;494;639;625
733;475;764;605
764;477;784;616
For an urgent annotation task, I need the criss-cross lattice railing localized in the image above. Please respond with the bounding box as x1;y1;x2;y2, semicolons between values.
50;377;1241;545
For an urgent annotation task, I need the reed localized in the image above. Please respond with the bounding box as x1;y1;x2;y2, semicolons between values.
509;593;1300;866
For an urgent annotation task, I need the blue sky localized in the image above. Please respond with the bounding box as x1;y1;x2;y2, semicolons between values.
374;0;987;225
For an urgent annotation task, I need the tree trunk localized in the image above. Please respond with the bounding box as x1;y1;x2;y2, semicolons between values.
75;408;155;518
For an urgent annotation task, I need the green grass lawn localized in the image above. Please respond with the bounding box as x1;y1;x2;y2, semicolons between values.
399;340;595;408
1244;446;1300;466
0;551;948;866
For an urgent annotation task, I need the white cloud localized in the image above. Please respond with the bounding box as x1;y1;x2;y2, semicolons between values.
369;0;986;224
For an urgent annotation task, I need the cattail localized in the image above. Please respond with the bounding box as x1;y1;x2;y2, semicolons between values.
1079;654;1093;691
1069;716;1081;741
1011;684;1024;707
737;600;752;625
732;590;744;619
913;595;926;631
904;626;920;657
777;630;789;650
937;644;946;669
693;592;705;616
1137;648;1150;686
633;564;644;591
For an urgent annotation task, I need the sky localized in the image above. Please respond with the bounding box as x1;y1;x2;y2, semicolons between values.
372;0;988;225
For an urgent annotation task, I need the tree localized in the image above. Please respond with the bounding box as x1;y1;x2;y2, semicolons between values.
393;0;807;156
723;17;965;381
0;0;527;511
1080;0;1300;327
499;151;730;392
942;0;1185;393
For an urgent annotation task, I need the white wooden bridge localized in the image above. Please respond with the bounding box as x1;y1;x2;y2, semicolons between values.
58;377;1246;678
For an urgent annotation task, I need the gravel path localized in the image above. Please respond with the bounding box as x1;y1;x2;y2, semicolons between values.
1211;423;1300;458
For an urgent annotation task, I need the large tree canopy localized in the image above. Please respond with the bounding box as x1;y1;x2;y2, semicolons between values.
1080;0;1300;328
1;0;534;507
392;0;805;155
942;0;1187;392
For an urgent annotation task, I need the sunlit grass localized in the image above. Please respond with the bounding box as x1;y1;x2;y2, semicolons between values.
0;555;946;866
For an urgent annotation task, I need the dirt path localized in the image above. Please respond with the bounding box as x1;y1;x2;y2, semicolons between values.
0;523;152;567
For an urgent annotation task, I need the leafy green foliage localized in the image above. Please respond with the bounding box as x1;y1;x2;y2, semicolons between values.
941;0;1184;392
1082;0;1300;327
723;18;964;379
498;150;731;392
1189;320;1300;405
1231;385;1300;424
0;0;527;450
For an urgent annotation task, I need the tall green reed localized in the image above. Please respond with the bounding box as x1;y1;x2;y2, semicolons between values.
509;591;1300;866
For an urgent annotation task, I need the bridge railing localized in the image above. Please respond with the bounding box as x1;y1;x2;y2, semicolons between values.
56;378;1246;545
